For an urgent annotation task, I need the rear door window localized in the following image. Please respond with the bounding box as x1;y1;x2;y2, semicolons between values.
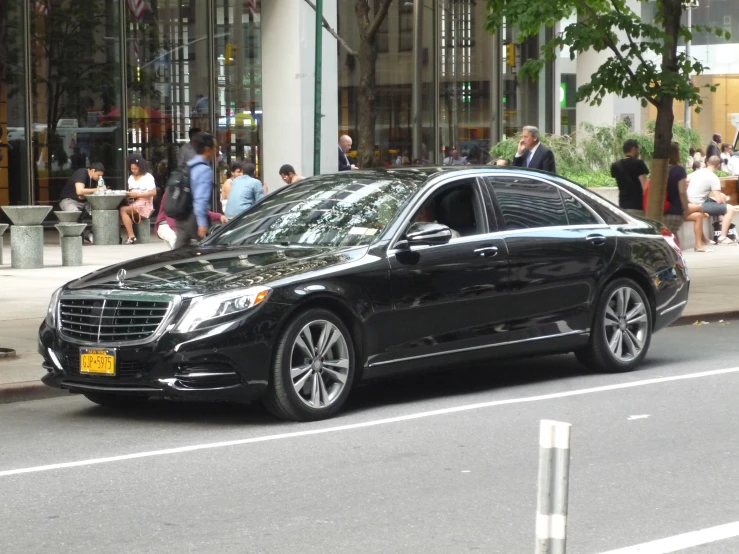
485;177;568;230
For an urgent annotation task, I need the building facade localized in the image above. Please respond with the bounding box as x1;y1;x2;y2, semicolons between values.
1;0;737;217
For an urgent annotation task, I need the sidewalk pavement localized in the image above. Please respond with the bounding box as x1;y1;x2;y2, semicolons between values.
1;239;738;403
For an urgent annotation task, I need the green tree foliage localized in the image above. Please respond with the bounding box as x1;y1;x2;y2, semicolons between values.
485;0;730;219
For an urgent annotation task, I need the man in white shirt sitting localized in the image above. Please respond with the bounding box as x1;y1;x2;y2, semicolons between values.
687;155;738;245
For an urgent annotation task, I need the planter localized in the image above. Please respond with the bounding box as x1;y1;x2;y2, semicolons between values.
586;186;619;205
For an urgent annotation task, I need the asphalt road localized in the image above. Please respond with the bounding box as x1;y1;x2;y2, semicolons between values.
2;321;739;554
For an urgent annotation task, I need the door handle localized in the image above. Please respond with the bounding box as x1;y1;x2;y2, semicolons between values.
474;246;499;257
586;234;606;246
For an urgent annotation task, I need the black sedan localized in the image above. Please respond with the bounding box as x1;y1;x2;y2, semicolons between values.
40;167;689;421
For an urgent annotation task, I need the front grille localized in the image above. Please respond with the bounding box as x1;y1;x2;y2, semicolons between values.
61;347;149;379
59;297;171;343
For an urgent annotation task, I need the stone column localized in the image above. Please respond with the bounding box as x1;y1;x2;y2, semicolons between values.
87;193;126;246
0;206;52;269
55;223;87;266
261;0;339;187
0;224;8;265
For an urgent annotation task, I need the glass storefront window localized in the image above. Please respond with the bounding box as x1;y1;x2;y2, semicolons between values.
124;0;211;198
215;0;262;184
31;0;124;205
338;0;439;167
0;0;29;213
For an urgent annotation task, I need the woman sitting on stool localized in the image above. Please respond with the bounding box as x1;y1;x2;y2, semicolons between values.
121;157;156;245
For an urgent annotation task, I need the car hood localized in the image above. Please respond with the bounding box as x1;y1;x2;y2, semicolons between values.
66;244;370;296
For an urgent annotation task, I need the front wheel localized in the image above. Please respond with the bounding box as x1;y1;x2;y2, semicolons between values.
262;308;356;422
578;278;652;373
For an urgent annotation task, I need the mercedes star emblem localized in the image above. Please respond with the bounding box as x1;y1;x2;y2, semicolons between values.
117;268;127;285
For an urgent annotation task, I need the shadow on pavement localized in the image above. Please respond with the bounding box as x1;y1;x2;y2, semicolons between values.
63;349;693;425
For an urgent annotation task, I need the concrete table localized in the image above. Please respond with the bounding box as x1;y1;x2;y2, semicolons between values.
55;223;87;266
87;192;126;246
0;206;52;269
0;224;8;265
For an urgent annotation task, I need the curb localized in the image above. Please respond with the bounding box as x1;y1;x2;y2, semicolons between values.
0;381;68;405
673;311;739;326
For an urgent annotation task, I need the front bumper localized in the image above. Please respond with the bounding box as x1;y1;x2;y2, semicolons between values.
38;306;283;402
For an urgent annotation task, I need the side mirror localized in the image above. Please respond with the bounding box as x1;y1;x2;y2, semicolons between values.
397;222;453;249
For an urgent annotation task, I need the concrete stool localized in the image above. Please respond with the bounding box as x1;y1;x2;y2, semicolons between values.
88;193;126;246
55;223;87;266
0;224;8;265
54;211;82;223
133;218;151;244
1;206;52;269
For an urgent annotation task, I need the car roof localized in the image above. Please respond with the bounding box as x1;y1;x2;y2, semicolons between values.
332;166;562;182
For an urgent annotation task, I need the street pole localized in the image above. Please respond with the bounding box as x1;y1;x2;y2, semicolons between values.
433;0;440;163
412;0;424;161
684;4;692;130
313;0;324;175
535;420;572;554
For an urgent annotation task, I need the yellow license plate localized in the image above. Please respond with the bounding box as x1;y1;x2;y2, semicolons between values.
80;348;116;375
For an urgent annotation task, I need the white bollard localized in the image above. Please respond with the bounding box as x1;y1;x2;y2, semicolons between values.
535;420;572;554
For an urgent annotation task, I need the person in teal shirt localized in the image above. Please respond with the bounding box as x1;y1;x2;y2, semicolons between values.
223;162;265;218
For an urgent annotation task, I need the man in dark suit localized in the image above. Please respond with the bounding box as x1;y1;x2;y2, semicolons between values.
512;126;556;173
706;133;721;160
338;135;357;171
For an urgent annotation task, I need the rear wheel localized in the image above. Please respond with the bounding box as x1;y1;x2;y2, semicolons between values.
263;308;356;422
83;393;149;408
577;278;652;373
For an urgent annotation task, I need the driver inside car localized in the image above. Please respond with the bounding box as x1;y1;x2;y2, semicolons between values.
412;199;461;239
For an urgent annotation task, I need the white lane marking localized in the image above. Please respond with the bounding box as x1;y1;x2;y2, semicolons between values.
2;366;739;478
627;414;651;420
599;520;739;553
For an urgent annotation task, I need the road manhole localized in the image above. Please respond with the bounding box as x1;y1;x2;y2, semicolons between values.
0;348;17;359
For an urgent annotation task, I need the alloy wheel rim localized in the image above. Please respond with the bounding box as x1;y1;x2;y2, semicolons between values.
290;320;350;409
603;286;648;362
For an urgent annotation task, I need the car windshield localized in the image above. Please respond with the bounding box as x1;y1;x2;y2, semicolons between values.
207;172;427;248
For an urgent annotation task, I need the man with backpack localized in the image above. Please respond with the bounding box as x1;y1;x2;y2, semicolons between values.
165;132;218;249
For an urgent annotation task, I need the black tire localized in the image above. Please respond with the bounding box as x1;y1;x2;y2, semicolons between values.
262;308;356;422
83;392;149;408
578;277;653;373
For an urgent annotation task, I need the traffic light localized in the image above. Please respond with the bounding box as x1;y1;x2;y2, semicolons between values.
505;43;515;67
225;42;235;65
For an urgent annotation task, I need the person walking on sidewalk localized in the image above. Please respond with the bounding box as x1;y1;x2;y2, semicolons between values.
611;139;649;217
156;191;228;249
174;132;217;249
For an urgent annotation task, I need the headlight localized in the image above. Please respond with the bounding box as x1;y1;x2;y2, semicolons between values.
173;287;271;333
45;287;63;328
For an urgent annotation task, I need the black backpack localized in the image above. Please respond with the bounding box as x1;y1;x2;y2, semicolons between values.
163;161;206;219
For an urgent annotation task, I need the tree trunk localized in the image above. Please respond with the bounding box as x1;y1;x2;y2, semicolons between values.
356;37;377;168
646;100;674;221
